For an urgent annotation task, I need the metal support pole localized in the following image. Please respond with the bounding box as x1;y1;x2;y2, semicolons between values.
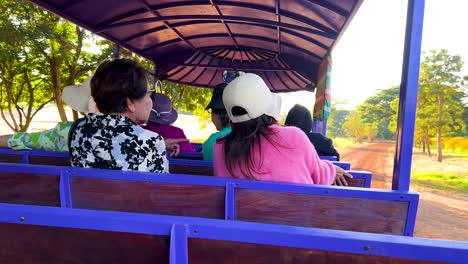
153;64;158;91
322;119;328;136
113;44;120;59
392;0;425;191
313;121;320;133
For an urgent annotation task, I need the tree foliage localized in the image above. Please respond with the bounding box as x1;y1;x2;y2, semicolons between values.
357;86;400;139
327;99;349;138
0;0;112;131
161;81;213;126
342;111;366;143
0;0;54;131
417;49;467;162
365;123;379;143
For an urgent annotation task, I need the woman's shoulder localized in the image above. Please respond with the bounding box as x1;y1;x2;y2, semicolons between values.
133;124;164;141
308;132;332;143
168;125;187;136
271;125;307;138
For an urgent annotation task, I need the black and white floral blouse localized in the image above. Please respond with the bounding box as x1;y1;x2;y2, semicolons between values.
69;114;168;173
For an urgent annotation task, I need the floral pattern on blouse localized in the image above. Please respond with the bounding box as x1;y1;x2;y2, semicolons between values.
69;114;168;173
8;121;73;152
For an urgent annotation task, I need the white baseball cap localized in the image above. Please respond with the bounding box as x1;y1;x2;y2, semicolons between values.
222;73;282;123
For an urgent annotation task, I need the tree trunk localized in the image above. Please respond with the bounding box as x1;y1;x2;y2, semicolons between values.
21;71;35;132
0;80;17;132
425;137;432;157
5;81;19;131
51;57;68;121
422;140;426;153
437;95;443;162
72;110;79;120
437;126;443;162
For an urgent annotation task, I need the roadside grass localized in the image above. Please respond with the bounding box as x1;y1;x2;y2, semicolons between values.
411;172;468;193
440;149;468;157
424;137;468;157
413;148;468;158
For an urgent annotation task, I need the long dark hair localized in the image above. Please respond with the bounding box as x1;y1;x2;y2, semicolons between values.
221;107;276;179
284;104;312;134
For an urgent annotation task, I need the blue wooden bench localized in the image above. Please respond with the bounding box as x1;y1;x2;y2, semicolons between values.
0;203;465;263
169;158;361;186
175;151;339;162
0;162;411;235
0;148;362;186
318;155;338;161
191;142;203;152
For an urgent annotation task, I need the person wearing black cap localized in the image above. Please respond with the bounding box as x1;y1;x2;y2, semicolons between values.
203;83;231;161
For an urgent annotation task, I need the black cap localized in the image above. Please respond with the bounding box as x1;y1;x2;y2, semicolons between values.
205;83;227;110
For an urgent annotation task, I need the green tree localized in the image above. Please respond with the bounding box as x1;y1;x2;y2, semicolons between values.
0;0;53;131
0;0;112;131
418;49;467;162
161;82;213;126
365;123;379;143
357;86;399;139
19;2;112;121
327;99;349;138
389;94;435;155
343;111;366;143
414;86;437;155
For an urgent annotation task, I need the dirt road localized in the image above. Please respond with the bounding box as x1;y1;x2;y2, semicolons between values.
340;142;468;241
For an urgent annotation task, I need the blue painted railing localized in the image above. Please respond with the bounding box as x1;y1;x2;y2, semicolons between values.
0;162;410;235
0;203;465;263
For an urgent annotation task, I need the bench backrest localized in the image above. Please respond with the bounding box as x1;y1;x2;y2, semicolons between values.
174;151;339;162
0;149;363;186
0;203;465;264
0;163;412;235
191;142;203;152
318;155;338;161
174;151;204;160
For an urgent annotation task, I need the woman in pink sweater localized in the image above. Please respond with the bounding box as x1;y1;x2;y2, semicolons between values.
213;73;351;186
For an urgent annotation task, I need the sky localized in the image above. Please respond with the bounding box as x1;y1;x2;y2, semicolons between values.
280;0;468;112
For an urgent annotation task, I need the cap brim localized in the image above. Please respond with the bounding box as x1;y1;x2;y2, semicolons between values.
205;100;215;110
229;94;281;123
149;108;178;124
205;98;225;110
266;93;282;121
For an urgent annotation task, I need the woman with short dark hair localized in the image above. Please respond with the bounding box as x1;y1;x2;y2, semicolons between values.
69;59;168;173
213;73;351;186
285;104;341;160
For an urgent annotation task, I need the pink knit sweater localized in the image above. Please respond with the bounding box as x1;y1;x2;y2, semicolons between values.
213;125;336;185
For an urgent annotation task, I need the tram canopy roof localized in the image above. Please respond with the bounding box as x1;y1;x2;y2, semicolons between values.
29;0;363;92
